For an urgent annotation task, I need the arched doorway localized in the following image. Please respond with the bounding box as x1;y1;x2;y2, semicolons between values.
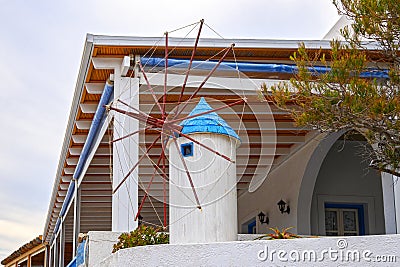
297;131;386;235
309;134;385;236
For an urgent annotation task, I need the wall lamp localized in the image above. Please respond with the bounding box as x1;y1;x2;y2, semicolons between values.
258;212;269;224
277;199;290;214
138;214;143;225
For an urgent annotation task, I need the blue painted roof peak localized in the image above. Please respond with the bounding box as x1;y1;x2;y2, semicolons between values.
180;97;240;141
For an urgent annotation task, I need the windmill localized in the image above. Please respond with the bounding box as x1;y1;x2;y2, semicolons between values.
107;20;277;242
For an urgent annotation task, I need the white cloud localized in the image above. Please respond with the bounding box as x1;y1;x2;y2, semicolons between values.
0;202;46;260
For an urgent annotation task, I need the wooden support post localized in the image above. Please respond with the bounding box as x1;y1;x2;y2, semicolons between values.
72;179;81;257
59;219;65;267
53;235;58;267
134;55;140;78
44;245;48;267
112;75;140;232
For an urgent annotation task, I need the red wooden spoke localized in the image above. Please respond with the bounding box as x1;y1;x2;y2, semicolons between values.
138;131;171;180
167;98;245;125
163;32;168;120
167;126;235;163
138;61;164;114
112;134;161;194
178;19;204;104
108;105;164;128
173;44;235;119
118;99;151;118
110;126;153;144
117;99;161;126
172;136;201;209
162;150;167;227
108;105;151;124
135;154;163;221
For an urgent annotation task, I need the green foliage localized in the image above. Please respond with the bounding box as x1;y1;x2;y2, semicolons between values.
334;0;400;52
255;227;301;240
265;0;400;176
112;225;169;253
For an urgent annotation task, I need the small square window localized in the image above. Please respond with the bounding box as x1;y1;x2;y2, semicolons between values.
181;142;193;157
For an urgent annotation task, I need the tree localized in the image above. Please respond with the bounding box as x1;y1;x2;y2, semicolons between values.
264;0;400;176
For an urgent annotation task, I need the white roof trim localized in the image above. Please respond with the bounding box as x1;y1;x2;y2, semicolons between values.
43;34;94;241
89;34;381;50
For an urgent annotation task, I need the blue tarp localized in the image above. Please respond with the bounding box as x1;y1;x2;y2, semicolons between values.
141;57;389;79
76;239;87;267
65;239;87;267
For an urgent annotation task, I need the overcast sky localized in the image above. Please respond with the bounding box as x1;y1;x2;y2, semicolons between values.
0;0;340;261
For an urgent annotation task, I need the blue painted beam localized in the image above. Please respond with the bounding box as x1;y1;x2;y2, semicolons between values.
141;57;389;79
52;81;114;240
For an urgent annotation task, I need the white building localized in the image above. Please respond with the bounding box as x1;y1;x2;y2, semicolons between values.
38;19;400;266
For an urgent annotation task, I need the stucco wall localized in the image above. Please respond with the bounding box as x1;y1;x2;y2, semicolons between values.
97;234;400;266
88;231;122;267
310;140;385;235
237;133;325;234
237;131;387;236
394;175;400;231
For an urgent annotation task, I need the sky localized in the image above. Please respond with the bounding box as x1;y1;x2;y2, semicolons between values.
0;0;340;261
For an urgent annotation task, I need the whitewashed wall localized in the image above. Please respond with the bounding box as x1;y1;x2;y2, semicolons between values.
237;133;326;235
88;231;123;267
237;131;388;236
97;234;400;267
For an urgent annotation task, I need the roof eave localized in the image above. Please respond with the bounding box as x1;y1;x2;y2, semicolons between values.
90;34;381;50
43;34;94;242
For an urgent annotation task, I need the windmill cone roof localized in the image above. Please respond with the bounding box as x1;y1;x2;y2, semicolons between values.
179;97;241;142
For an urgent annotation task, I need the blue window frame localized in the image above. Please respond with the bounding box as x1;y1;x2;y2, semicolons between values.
181;142;194;157
324;203;365;235
247;220;257;234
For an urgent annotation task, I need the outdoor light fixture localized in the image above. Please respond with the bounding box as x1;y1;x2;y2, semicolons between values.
138;214;143;225
277;199;290;214
258;211;269;224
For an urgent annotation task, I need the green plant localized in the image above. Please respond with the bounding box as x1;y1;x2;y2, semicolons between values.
265;0;400;177
255;227;301;240
112;225;169;253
